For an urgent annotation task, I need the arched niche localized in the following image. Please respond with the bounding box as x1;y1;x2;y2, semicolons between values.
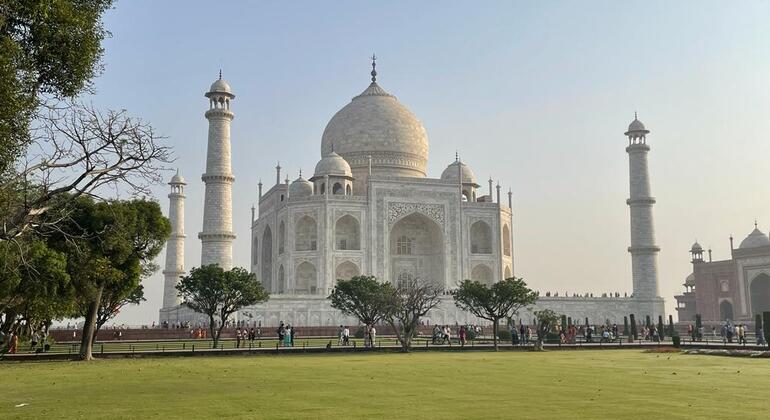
295;216;317;251
502;224;512;257
471;264;494;285
335;215;360;250
470;220;492;254
335;261;360;281
750;274;770;315
261;226;272;291
295;262;317;294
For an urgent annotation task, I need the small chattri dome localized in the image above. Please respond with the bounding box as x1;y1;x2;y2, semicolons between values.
206;71;234;97
312;151;353;180
289;175;313;197
441;160;479;186
625;114;649;136
690;242;703;252
169;169;186;185
738;227;770;249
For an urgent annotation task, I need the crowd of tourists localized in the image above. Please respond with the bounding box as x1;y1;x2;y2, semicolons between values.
234;327;260;348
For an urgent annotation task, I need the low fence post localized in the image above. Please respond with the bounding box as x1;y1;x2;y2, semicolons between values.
100;344;104;354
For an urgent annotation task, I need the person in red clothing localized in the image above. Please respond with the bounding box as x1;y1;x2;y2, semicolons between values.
459;326;467;347
8;333;19;354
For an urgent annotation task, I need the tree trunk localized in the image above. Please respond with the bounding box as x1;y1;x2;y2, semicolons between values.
79;283;105;361
493;320;499;351
209;315;218;348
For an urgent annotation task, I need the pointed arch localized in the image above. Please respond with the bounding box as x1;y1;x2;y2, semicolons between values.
470;220;492;254
390;212;444;286
335;215;360;250
295;216;317;251
332;182;343;195
471;264;494;285
295;262;317;294
261;226;273;290
335;261;359;281
278;221;285;254
502;224;512;257
278;265;285;294
504;265;512;279
252;236;258;266
720;300;734;321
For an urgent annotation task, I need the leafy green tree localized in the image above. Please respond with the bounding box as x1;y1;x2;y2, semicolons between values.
452;277;538;350
328;275;390;326
0;0;113;173
177;265;270;348
0;238;73;341
533;309;560;351
382;278;442;352
51;197;170;360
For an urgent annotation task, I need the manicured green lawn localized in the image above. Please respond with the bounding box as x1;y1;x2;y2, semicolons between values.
1;350;768;419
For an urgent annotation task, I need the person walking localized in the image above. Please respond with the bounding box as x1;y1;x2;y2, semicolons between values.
370;325;376;348
235;328;242;348
277;322;285;347
284;325;293;347
459;325;467;347
9;332;18;354
343;326;350;346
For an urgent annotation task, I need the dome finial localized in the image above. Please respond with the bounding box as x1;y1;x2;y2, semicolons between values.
455;150;459;162
299;169;302;177
634;111;638;120
219;69;222;80
370;53;377;82
755;219;758;229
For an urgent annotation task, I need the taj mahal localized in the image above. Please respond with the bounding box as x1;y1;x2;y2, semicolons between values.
159;59;665;326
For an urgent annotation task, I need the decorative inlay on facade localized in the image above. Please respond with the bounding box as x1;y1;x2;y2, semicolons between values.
387;202;445;227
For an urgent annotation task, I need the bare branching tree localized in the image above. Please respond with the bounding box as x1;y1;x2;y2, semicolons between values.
1;102;172;242
383;278;443;352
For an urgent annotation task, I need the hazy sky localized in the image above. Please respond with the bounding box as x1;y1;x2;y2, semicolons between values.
91;1;770;325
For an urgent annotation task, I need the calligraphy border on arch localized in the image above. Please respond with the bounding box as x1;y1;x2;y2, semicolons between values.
387;202;445;227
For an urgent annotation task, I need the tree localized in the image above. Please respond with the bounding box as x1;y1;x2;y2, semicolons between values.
452;278;538;350
533;309;559;351
177;265;269;348
50;197;170;360
0;0;113;173
94;284;145;339
382;278;442;352
328;275;391;326
1;103;172;242
0;238;73;343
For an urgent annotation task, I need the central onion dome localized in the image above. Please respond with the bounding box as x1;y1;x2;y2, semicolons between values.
739;225;770;249
320;59;429;184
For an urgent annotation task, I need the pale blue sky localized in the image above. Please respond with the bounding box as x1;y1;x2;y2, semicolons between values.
92;1;770;324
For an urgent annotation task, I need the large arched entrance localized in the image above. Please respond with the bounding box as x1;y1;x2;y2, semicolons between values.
390;212;444;287
720;300;734;321
261;226;272;291
750;274;770;316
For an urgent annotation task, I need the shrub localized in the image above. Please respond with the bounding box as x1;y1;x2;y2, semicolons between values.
498;330;512;341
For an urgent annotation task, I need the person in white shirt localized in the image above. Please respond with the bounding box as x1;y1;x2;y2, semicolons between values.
370;326;376;347
343;326;350;346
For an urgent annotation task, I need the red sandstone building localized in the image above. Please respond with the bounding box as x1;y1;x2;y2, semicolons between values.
675;224;770;323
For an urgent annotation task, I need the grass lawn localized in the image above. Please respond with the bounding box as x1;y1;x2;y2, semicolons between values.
1;350;768;419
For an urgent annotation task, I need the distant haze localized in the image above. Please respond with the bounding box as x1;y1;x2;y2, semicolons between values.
89;1;770;325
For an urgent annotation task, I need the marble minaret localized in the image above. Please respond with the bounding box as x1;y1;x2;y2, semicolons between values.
625;114;661;300
162;170;186;308
199;73;236;269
